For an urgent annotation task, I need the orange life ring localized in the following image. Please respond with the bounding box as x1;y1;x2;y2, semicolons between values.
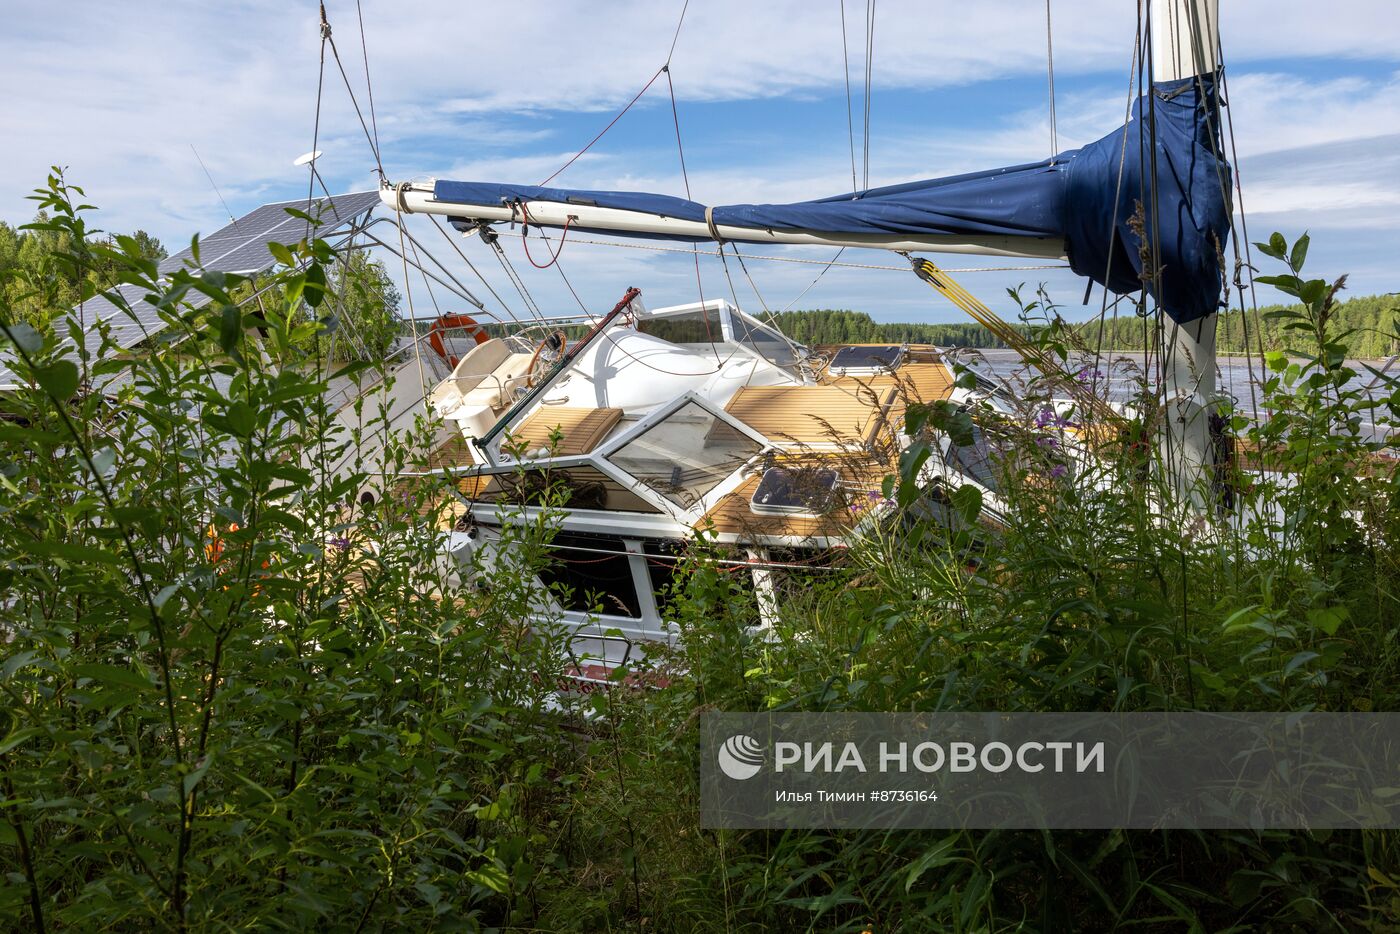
427;314;490;368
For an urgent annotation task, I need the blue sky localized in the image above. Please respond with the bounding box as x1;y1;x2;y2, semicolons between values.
2;1;1397;324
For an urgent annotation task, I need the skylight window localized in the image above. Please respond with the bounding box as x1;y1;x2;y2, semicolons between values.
606;400;763;509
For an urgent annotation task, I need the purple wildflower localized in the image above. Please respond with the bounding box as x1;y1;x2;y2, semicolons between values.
331;537;352;551
1050;464;1068;479
1036;436;1059;450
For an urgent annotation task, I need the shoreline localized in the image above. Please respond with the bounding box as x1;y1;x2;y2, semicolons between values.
972;347;1391;367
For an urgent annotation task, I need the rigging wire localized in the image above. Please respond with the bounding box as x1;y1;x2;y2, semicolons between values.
392;205;432;415
662;16;722;364
839;0;859;196
778;249;846;313
355;0;382;169
1088;4;1145;404
761;0;856;322
319;3;385;180
862;0;876;190
1044;0;1059;162
667;0;692;63
404;233;447;321
489;241;545;323
539;67;667;186
1216;45;1270;418
1182;17;1263;421
304;11;329;241
427;215;520;320
190;144;238;230
523;219;595;319
769;0;864;320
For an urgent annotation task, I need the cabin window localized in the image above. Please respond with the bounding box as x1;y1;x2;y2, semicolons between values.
635;307;725;346
729;311;801;368
606;401;762;509
539;532;641;618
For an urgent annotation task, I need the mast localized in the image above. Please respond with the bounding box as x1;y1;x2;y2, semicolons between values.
1152;0;1223;509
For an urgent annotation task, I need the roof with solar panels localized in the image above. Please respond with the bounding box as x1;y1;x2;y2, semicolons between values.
0;190;382;392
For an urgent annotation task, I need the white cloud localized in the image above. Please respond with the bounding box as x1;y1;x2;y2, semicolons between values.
2;0;1396;320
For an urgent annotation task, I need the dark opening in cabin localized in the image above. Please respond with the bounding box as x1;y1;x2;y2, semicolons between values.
643;539;686;614
539;532;641;618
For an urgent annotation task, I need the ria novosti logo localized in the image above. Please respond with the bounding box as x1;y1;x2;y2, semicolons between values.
717;734;764;780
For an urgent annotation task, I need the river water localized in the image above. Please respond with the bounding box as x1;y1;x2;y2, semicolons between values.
961;348;1396;440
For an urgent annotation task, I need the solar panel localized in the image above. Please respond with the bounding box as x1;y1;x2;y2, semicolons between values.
0;190;382;392
158;190;382;275
828;344;905;375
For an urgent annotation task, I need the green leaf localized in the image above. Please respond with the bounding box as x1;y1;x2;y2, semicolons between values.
153;583;180;610
0;727;41;756
18;539;123;566
1308;606;1347;636
473;800;504;821
1289;231;1309;271
2;650;38;682
465;862;511;895
86;446;116;476
2;322;42;354
303;262;326;308
904;837;958;892
1299;278;1326;308
267;242;296;267
1255;275;1301;298
182;754;214;798
226;401;256;438
219;305;241;353
950;483;983;523
1284;651;1320;677
34;360;78;398
72;663;156;692
1253;236;1284;260
1220;604;1262;632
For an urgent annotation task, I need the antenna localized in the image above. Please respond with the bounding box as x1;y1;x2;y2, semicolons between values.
191;143;238;230
294;149;338;209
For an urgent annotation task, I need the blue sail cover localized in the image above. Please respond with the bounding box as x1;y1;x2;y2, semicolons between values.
436;74;1230;324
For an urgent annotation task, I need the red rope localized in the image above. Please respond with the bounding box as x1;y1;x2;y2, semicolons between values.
539;66;667;186
520;202;572;269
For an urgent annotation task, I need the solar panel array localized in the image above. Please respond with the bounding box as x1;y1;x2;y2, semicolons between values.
0;190;382;391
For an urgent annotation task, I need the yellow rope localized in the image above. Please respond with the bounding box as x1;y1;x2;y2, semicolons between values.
907;256;1124;426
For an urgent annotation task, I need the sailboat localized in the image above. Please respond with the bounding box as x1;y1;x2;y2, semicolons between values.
365;0;1231;686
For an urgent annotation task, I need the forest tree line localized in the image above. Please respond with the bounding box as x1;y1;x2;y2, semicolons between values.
0;215;166;326
771;295;1399;358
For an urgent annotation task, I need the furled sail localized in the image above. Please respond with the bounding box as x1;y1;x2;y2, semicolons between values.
402;74;1230;325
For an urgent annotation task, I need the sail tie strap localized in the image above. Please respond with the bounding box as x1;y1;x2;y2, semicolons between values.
704;205;725;244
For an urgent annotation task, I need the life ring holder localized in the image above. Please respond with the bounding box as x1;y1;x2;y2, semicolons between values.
427;313;491;368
